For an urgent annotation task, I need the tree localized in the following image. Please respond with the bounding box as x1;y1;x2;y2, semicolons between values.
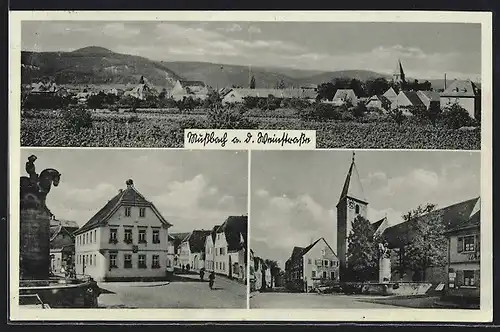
389;108;405;125
250;75;256;89
346;215;379;281
264;259;280;287
276;79;286;89
366;78;390;96
439;103;472;129
402;203;447;281
316;82;336;101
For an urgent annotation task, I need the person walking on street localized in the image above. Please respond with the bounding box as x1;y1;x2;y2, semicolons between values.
200;268;205;281
209;271;215;290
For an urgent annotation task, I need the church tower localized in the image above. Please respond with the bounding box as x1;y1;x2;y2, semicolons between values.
336;152;369;281
392;59;406;88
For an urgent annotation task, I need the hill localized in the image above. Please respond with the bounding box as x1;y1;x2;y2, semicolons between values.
21;46;182;87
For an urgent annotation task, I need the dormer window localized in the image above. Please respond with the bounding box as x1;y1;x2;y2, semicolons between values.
125;207;131;217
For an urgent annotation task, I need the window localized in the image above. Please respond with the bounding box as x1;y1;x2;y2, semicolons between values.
323;259;329;267
322;271;327;279
330;271;335;279
125;207;131;217
458;235;475;253
355;204;360;214
152;255;160;269
89;254;93;266
94;254;96;266
308;258;312;264
139;229;147;243
90;231;93;243
138;254;147;269
94;230;97;242
109;254;117;268
152;230;160;244
312;271;316;278
83;234;86;245
124;229;133;244
124;254;132;268
86;233;89;244
139;208;146;218
464;270;475;286
109;228;118;243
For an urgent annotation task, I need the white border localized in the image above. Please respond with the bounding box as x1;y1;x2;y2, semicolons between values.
9;10;493;322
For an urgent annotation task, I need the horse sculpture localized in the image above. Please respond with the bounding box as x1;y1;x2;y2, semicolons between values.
20;155;61;209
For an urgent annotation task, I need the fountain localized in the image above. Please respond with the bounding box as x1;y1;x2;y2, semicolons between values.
19;155;101;308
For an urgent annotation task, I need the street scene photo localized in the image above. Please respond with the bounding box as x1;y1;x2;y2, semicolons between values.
20;21;481;149
18;149;248;309
250;150;481;309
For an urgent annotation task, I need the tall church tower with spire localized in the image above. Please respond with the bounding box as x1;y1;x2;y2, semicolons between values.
336;152;369;281
393;59;406;88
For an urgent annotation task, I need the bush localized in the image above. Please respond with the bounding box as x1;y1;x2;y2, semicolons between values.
206;105;258;129
61;106;93;131
389;108;405;125
439;104;472;129
351;103;367;118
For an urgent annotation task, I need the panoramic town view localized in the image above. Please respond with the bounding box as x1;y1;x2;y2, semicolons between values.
20;21;481;149
250;150;480;309
19;149;248;308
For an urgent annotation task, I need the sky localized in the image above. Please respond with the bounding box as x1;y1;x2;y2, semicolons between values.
250;150;481;269
21;21;481;80
20;149;248;233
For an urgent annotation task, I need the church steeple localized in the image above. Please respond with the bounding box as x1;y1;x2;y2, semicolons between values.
337;151;367;207
393;59;406;86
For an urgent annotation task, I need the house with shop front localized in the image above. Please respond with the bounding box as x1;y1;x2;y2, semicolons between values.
74;179;173;281
285;238;339;292
443;197;480;303
49;218;79;274
170;80;209;101
440;79;481;119
213;216;248;282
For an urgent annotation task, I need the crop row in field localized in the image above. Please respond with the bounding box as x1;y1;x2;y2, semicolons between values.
20;112;480;150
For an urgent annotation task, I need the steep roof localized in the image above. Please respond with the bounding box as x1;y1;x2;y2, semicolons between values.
50;219;79;230
170;232;190;242
288;238;337;264
441;79;478;97
383;87;398;99
185;230;212;253
338;153;367;205
417;90;440;102
75;179;172;235
217;215;248;252
382;197;480;247
401;91;426;107
333;89;357;100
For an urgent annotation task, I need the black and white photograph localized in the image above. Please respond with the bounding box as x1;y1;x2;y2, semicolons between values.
18;149;248;309
20;21;482;149
249;150;481;309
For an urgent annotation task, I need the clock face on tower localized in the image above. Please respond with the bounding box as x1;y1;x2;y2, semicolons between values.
348;201;355;209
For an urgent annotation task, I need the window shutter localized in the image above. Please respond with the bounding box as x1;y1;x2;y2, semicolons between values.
457;237;463;253
455;270;464;287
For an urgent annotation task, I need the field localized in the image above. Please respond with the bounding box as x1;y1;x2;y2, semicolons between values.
20;109;481;149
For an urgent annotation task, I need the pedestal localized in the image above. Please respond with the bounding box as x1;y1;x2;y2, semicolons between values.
20;208;51;280
379;257;391;283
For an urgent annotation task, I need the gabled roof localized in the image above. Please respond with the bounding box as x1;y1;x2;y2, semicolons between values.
50;219;79;230
417;90;440;102
288;238;337;264
383;87;398;99
217;215;248;252
170;232;190;242
382;197;480;247
185;230;212;253
400;91;426;107
75;179;172;235
333;89;357;100
441;80;478;97
338;154;367;205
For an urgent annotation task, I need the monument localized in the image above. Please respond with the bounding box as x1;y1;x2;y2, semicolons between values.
378;241;391;283
19;155;100;308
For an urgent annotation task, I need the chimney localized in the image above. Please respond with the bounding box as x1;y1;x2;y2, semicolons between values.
444;73;447;90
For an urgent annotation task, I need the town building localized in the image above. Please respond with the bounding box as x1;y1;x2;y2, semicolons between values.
417;90;441;110
170;80;209;101
74;179;173;281
221;87;316;104
394;90;426;115
211;216;248;282
204;225;220;272
365;94;392;112
331;89;359;106
336;153;369;281
166;234;176;272
49;218;79;275
176;230;212;271
383;87;398;108
443;198;480;302
284;237;339;292
440;79;481;119
167;232;189;269
392;59;406;88
124;76;158;100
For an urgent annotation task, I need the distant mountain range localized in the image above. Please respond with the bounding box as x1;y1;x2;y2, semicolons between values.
21;46;471;90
